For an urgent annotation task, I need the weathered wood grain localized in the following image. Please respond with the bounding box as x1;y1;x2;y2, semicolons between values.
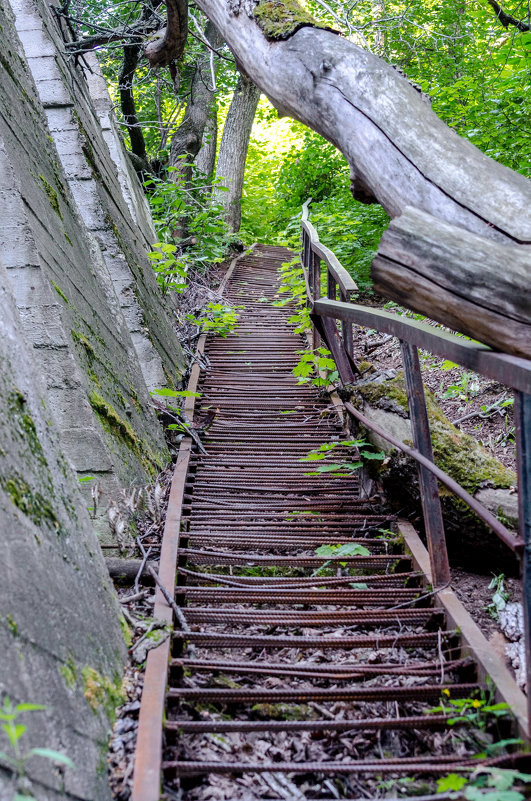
378;207;531;322
372;207;531;351
192;3;531;245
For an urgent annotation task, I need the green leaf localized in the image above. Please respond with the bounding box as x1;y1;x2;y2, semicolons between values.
315;545;335;557
464;787;487;801
437;774;468;792
334;543;371;557
350;582;368;589
360;450;385;461
4;723;26;746
15;704;46;713
150;389;202;398
29;748;75;768
440;360;459;371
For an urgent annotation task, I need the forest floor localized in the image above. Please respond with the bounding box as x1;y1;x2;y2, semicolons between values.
353;299;516;472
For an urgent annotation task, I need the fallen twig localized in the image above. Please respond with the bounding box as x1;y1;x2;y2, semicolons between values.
147;565;190;632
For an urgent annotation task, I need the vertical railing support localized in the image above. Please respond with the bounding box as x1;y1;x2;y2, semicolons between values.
312;251;321;349
327;269;337;300
302;231;311;296
340;288;353;357
515;392;531;735
400;341;451;587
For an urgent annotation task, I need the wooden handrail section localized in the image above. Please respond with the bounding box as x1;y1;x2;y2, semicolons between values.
301;199;358;295
314;298;531;395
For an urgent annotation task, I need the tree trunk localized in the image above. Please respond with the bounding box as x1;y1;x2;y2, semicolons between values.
191;0;531;343
195;100;218;179
213;74;260;231
372;207;531;358
169;21;223;169
119;42;150;167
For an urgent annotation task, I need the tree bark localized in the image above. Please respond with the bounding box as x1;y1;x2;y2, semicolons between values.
119;42;150;165
486;0;530;31
372;207;531;358
192;2;531;242
195;100;218;178
213;73;260;231
144;0;189;68
169;21;223;169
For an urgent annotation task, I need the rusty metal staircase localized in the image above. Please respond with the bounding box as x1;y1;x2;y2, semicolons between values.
132;245;529;801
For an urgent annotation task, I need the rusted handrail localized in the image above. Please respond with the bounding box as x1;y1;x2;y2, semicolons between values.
343;400;523;554
301;199;358;296
300;200;530;569
301;201;531;731
314;298;531;395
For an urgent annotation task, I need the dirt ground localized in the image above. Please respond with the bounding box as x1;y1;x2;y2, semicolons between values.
352;302;516;473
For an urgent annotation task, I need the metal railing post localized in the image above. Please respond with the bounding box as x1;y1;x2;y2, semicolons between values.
327;269;337;300
515;391;531;734
340;288;353;357
312;250;321;349
302;231;311;296
400;341;451;587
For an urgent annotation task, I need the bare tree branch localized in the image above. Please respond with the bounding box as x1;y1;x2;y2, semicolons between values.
144;0;189;67
486;0;530;31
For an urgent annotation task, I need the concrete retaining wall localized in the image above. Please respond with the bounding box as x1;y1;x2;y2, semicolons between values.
0;0;185;795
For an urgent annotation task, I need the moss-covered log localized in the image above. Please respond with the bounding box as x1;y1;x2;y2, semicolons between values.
348;372;519;569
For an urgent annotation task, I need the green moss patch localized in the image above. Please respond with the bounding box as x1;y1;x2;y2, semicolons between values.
72;328;96;361
119;614;132;647
1;474;61;531
89;390;138;451
60;654;78;689
82;666;125;721
355;372;515;495
5;614;18;636
52;282;69;304
254;0;327;39
88;390;163;474
39;175;62;219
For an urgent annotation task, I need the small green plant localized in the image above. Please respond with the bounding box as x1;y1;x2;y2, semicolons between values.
293;347;338;388
186;302;242;337
150;388;202;400
441;372;480;402
428;695;511;729
300;438;385;476
313;542;371;575
0;697;74;799
147;241;187;295
485;574;509;620
273;258;311;334
145;165;235;276
437;767;531;800
480;396;514;417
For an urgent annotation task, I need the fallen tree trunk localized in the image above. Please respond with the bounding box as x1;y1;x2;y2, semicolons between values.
372;207;531;358
192;0;531;347
105;557;158;584
192;0;531;243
